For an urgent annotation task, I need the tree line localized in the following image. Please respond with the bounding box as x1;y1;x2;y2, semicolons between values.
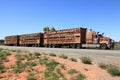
43;27;56;32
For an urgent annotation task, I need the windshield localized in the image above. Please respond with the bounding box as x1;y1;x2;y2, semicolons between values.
93;34;103;38
98;34;103;38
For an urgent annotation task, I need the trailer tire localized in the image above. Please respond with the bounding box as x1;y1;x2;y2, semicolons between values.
100;43;107;49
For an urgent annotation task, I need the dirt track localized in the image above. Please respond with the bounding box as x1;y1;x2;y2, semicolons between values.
0;46;120;67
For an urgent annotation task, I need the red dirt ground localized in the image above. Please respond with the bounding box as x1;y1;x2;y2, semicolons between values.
0;53;120;80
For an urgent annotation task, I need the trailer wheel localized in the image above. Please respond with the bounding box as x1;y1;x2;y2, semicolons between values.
76;44;81;49
100;43;107;49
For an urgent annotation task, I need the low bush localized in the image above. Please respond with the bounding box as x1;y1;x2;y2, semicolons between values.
34;52;41;56
44;71;59;80
13;64;25;73
0;48;3;52
80;57;92;64
68;69;78;74
27;55;36;61
56;68;64;77
4;59;9;62
16;54;26;60
0;64;6;73
39;57;48;65
69;58;77;62
0;60;3;64
59;55;68;59
27;76;36;80
99;63;108;69
60;64;65;69
49;53;56;57
25;62;37;67
71;73;85;80
46;60;59;71
108;67;120;76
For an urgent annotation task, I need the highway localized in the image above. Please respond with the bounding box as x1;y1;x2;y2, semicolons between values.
0;46;120;67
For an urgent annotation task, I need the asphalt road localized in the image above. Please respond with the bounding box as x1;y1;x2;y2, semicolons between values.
0;46;120;67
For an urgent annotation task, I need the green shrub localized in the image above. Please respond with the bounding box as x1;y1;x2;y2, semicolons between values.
59;55;68;59
13;58;26;73
39;57;48;65
71;73;85;80
68;69;78;74
0;60;3;64
0;50;11;57
80;57;92;64
48;73;59;80
16;50;22;53
46;60;59;71
69;58;77;62
108;67;120;76
0;52;9;62
13;64;25;73
114;42;120;50
5;52;11;56
60;64;65;69
44;70;51;79
0;53;4;57
49;53;56;57
27;76;37;80
0;48;3;52
56;68;64;77
99;63;108;69
25;62;37;67
44;71;59;80
16;54;26;60
16;59;22;66
4;59;9;62
34;52;41;56
0;64;6;73
27;55;36;61
11;50;17;52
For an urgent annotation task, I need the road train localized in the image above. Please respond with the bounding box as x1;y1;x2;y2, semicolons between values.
4;27;114;49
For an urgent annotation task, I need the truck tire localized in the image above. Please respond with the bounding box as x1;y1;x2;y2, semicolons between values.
100;43;107;49
77;44;81;49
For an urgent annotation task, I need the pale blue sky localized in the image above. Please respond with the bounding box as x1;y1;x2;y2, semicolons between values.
0;0;120;41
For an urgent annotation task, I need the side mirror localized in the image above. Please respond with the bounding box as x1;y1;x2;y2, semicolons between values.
97;32;99;34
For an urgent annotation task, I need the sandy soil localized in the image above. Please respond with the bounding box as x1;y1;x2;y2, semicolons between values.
0;52;120;80
50;56;120;80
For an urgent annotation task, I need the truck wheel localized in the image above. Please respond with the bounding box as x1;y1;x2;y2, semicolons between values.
100;44;107;49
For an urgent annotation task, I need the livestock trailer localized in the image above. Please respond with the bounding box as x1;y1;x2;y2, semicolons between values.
19;33;44;47
4;35;19;46
44;28;86;48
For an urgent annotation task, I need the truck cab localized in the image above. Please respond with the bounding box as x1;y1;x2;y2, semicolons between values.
86;29;114;49
92;33;114;49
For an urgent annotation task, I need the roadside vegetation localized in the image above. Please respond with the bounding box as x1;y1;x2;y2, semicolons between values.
27;76;37;80
49;53;57;57
98;63;120;76
0;48;86;80
108;67;120;76
99;63;108;69
59;54;68;59
114;42;120;50
68;69;78;74
80;57;92;64
69;58;77;62
0;48;120;80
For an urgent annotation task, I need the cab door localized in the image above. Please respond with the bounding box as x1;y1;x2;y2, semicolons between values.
92;35;99;44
